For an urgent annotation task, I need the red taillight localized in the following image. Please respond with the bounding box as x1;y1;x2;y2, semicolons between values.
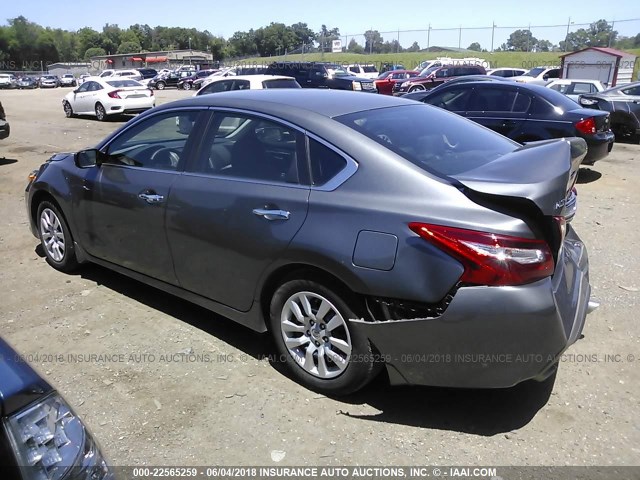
107;89;122;99
575;117;596;135
408;223;554;286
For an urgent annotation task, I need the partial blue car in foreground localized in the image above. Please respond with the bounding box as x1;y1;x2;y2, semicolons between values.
0;337;113;479
25;90;597;395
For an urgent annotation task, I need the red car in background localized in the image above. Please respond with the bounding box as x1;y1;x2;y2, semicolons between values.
374;70;419;95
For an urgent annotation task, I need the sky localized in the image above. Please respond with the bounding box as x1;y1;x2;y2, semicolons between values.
3;0;640;51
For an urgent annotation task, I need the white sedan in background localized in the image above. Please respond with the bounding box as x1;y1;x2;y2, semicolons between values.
62;78;155;121
545;79;605;102
195;74;300;96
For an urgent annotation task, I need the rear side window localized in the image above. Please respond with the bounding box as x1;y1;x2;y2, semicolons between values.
336;104;518;176
308;138;347;186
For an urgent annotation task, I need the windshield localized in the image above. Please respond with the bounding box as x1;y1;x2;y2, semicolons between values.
336;105;518;176
524;67;545;77
327;66;350;76
362;66;378;73
106;80;143;88
419;66;440;77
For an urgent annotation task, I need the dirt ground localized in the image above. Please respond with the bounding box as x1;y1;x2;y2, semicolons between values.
0;87;639;468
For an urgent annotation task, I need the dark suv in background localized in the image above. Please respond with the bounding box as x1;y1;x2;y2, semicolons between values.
266;62;377;92
394;64;487;94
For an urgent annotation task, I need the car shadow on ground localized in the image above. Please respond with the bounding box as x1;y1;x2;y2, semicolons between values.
0;157;18;166
332;371;556;436
70;115;134;123
75;263;272;360
42;257;555;435
577;167;602;184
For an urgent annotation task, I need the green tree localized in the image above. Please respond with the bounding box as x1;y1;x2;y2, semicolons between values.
467;42;481;51
506;29;538;52
364;30;383;53
290;22;315;48
116;41;141;54
84;47;106;60
406;41;421;52
347;38;364;54
317;25;340;52
561;19;617;51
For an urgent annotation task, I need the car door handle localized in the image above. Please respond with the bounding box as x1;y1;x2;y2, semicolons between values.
138;192;165;204
252;208;290;221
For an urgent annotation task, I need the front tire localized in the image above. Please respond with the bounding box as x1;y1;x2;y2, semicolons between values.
183;82;191;91
269;278;379;395
156;81;166;90
408;85;425;93
95;103;106;121
63;101;74;118
37;201;78;272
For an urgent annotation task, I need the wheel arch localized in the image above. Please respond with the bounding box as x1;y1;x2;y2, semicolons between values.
258;263;368;331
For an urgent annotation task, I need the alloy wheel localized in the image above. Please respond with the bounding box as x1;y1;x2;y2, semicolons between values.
280;291;352;379
40;208;66;262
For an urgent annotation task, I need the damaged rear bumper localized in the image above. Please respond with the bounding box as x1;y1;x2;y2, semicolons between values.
350;226;593;388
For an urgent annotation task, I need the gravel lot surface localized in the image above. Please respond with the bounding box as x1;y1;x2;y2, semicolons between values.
0;87;639;467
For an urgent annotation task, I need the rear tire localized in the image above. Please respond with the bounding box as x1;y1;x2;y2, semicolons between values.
183;82;191;91
269;278;379;395
95;103;106;121
37;201;79;273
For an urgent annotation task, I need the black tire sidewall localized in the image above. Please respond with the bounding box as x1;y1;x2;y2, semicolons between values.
37;201;78;272
95;103;106;121
269;278;376;395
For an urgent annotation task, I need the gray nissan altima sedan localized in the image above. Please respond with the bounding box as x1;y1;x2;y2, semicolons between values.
25;89;597;395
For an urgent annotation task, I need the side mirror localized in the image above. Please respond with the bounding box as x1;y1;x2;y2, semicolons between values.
75;149;103;168
543;74;549;81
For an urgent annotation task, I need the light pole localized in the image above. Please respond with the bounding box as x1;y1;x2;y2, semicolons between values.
491;22;496;52
188;37;192;65
563;17;573;52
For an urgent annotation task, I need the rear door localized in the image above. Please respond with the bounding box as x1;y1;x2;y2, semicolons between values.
167;110;310;311
466;85;528;138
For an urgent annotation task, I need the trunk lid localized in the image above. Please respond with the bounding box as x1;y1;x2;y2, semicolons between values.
450;137;586;218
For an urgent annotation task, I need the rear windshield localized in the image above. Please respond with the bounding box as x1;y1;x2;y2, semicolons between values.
537;86;580;110
362;66;378;73
524;67;545;77
106;80;142;88
262;79;301;89
336;104;518;176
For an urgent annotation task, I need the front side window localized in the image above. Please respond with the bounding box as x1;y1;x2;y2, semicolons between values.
199;80;233;95
425;87;472;111
193;112;304;184
104;111;200;170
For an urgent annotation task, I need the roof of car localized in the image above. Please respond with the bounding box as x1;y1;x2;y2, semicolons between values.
157;88;417;118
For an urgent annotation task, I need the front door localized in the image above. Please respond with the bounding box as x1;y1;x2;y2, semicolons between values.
76;109;204;284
